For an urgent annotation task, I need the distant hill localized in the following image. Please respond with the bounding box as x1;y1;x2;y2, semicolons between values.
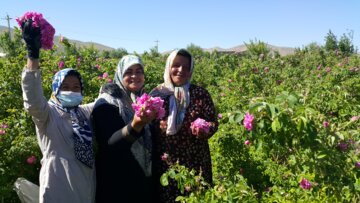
1;25;295;56
203;44;295;56
0;25;114;52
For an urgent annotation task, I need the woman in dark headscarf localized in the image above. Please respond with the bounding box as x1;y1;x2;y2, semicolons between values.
92;55;156;203
150;49;219;203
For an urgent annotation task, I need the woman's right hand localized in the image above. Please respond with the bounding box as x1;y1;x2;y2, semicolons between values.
21;19;41;59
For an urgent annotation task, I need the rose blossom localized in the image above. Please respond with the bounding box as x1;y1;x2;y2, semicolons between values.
26;155;36;165
58;61;64;69
16;11;55;50
132;93;165;119
300;178;312;189
190;118;210;136
338;141;348;152
244;140;250;145
243;113;255;131
161;153;169;161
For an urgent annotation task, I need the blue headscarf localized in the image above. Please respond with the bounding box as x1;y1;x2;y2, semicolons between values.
49;68;94;168
51;68;84;96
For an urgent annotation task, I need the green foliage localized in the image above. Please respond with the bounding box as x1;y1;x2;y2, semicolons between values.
1;35;360;202
0;28;24;58
324;30;338;52
245;39;271;60
108;48;128;59
324;30;357;56
338;31;355;56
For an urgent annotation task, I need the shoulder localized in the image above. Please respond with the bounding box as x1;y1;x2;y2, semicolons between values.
92;102;118;117
100;83;124;99
190;84;210;95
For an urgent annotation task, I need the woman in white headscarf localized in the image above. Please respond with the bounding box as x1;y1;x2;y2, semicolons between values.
92;55;156;203
150;49;219;203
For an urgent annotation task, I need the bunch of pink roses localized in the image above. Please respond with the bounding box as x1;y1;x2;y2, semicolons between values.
16;11;55;50
132;93;165;119
190;118;210;136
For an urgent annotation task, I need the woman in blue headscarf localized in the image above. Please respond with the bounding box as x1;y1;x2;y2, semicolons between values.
20;21;95;202
92;55;156;203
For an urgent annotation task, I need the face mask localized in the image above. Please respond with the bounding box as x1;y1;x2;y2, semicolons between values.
56;91;83;107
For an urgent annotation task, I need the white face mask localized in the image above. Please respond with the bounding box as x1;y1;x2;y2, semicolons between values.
56;91;83;107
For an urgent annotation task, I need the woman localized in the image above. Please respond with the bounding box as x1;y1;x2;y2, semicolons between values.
92;55;156;203
21;21;95;202
150;49;219;202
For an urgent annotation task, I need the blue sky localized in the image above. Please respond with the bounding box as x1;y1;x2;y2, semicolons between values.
1;0;359;53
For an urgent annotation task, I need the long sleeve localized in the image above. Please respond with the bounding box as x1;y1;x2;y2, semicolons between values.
91;103;144;150
21;69;50;126
198;87;219;140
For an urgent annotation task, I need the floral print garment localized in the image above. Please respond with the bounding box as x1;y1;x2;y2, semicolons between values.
152;84;218;203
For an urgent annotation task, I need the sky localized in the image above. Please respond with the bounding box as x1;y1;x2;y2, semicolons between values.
1;0;359;53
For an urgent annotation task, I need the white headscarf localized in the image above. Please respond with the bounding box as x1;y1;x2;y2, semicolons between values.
150;49;194;135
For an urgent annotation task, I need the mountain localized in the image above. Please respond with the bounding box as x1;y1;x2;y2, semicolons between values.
204;44;295;56
0;25;114;52
1;25;295;56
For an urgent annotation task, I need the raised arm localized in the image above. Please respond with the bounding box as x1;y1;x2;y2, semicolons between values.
21;19;50;125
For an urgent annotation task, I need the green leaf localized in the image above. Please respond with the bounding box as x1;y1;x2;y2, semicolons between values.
249;102;265;112
234;113;244;123
160;174;169;186
316;154;327;159
271;118;281;132
335;132;344;140
267;103;277;120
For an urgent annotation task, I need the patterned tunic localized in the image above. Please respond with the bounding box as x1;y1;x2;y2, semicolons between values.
152;84;218;203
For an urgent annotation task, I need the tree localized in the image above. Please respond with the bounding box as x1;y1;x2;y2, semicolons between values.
245;39;270;59
109;48;128;59
324;30;337;52
338;31;355;56
186;43;204;59
0;28;23;57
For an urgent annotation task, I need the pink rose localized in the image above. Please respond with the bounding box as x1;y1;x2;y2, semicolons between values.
26;155;36;165
161;153;169;162
190;118;210;136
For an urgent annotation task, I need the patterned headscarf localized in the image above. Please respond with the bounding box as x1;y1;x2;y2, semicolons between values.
49;68;94;168
150;49;194;135
51;68;84;96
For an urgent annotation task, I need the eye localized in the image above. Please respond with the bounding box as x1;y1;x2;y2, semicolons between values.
172;63;181;68
60;85;69;91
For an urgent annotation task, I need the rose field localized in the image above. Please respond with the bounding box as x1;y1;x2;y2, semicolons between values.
0;29;360;202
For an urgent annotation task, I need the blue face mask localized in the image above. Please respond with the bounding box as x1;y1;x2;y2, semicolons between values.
56;91;83;107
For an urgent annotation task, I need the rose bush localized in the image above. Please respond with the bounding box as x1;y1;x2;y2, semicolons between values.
1;30;360;202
